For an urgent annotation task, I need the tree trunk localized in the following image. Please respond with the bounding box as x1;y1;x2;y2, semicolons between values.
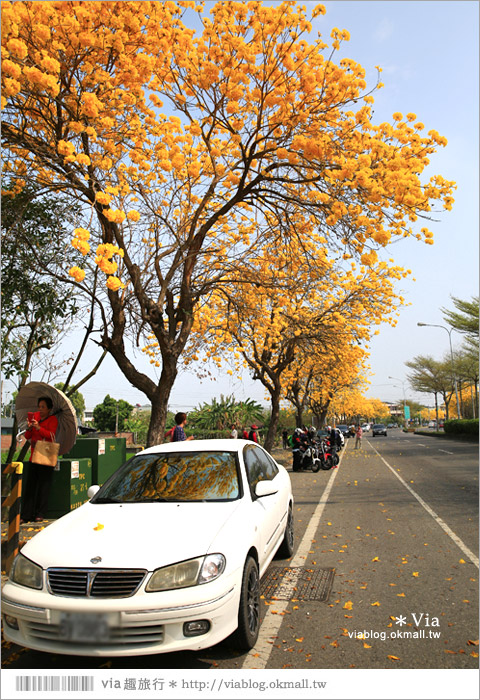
295;407;304;429
443;392;450;420
146;360;178;447
264;385;281;453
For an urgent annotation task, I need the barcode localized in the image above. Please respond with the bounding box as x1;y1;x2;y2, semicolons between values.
15;676;94;691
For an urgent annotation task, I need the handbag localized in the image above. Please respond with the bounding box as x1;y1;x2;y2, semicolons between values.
32;433;60;467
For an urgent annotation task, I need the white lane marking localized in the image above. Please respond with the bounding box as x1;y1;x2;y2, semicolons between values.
439;449;454;455
368;441;479;568
242;446;344;669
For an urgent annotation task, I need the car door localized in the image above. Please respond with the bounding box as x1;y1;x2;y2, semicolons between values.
243;445;285;569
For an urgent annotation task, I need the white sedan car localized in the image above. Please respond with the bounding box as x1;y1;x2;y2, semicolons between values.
2;440;294;657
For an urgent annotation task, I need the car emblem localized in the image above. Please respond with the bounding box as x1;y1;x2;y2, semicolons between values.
90;556;102;564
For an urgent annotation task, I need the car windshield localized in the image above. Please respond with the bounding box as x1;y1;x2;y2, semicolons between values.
373;425;385;429
92;451;240;503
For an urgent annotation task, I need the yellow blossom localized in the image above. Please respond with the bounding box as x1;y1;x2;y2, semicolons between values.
68;266;85;282
106;276;125;292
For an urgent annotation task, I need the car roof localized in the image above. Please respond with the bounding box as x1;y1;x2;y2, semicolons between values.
140;438;257;456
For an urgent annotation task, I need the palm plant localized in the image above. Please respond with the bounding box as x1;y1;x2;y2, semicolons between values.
188;395;264;431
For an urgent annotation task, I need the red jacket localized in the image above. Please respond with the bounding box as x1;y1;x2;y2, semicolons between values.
25;412;58;460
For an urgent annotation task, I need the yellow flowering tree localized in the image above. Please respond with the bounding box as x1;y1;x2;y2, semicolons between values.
191;237;406;449
289;345;368;429
2;0;455;444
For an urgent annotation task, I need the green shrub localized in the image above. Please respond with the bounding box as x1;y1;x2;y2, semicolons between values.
444;419;479;436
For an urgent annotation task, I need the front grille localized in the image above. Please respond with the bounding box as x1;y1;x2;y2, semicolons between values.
26;620;165;646
47;569;147;598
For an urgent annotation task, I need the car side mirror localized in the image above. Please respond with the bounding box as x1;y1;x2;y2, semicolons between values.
255;481;278;498
87;485;100;499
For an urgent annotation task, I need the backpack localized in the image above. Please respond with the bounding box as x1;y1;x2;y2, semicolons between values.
164;427;174;442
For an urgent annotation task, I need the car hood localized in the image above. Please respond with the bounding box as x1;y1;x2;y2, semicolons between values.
21;501;243;571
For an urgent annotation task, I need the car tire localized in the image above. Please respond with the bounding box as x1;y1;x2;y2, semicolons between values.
231;556;260;650
277;504;294;558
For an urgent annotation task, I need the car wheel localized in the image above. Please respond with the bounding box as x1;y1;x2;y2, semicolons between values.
277;505;294;558
231;556;260;650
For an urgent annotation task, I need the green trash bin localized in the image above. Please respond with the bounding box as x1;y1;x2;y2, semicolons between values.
46;458;92;519
64;437;127;486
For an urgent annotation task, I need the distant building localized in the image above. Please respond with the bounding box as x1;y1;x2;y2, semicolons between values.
83;408;95;424
384;402;402;417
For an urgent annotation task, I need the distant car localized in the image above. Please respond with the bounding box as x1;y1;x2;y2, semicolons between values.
361;423;370;432
372;424;387;437
316;429;329;440
387;423;397;429
337;425;352;438
2;439;294;657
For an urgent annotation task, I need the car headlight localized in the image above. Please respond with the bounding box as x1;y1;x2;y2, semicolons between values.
9;553;43;590
146;554;226;592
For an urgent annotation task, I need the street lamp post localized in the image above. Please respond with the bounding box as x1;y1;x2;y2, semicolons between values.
417;322;461;419
388;376;408;428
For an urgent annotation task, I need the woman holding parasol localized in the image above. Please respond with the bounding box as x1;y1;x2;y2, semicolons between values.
21;396;59;522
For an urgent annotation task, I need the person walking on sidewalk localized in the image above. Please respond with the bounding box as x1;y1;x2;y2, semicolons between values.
355;424;363;449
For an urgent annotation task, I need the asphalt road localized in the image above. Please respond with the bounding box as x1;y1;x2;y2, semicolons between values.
2;431;478;672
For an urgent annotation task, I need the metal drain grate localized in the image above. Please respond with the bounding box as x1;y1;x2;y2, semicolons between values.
260;567;335;602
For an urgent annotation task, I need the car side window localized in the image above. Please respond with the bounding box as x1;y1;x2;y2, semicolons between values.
244;446;279;496
254;447;279;480
243;446;263;495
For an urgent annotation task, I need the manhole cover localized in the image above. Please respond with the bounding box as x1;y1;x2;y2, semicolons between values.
260;566;335;602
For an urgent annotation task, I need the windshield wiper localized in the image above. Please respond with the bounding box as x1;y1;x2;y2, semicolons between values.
93;496;122;503
134;497;171;502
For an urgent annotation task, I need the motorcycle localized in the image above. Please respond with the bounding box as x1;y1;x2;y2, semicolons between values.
298;441;323;472
293;438;328;472
321;438;339;469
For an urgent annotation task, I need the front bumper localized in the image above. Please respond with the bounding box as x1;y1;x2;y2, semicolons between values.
2;571;240;657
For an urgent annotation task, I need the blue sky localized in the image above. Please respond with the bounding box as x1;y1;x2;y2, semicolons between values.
317;0;479;406
8;1;478;413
